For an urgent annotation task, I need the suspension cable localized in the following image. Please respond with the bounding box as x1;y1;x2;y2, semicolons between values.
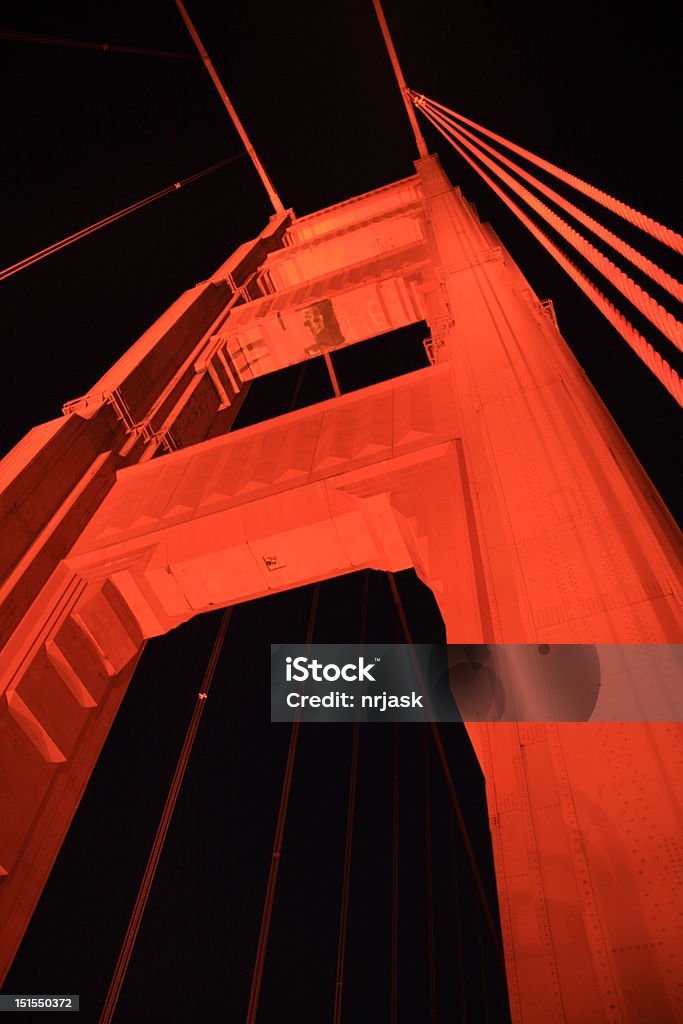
417;110;683;406
447;806;468;1021
173;0;284;215
387;573;505;965
410;90;683;256
420;103;683;353
323;351;342;397
243;361;316;1022
0;152;246;284
332;718;360;1024
99;607;233;1024
332;572;367;1024
371;0;428;159
0;28;199;60
422;728;438;1024
415;96;683;305
245;583;320;1024
390;722;400;1024
475;882;493;1022
288;361;308;412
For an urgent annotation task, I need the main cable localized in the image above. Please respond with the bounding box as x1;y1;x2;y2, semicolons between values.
173;0;285;215
416;108;682;406
415;95;683;306
419;103;683;353
371;0;428;159
410;90;683;256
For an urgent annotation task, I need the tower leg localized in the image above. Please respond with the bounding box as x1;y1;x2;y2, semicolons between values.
413;151;683;1024
463;715;683;1024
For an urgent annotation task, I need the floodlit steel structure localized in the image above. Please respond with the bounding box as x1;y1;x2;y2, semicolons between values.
0;4;681;1021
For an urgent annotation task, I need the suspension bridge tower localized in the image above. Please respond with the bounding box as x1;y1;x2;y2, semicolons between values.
1;5;681;1022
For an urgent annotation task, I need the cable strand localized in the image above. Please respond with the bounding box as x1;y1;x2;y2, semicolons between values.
416;96;683;305
99;608;232;1024
423;728;438;1024
421;103;683;353
410;90;683;255
1;153;246;284
390;723;400;1024
0;28;199;60
387;574;506;965
416;106;682;406
245;584;320;1024
332;572;368;1023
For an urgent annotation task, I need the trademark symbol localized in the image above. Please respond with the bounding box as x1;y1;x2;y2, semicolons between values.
374;657;381;662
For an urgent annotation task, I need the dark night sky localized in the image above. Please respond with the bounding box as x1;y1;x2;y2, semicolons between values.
1;1;681;1021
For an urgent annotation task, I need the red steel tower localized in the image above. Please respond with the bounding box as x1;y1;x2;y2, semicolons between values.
0;20;681;1001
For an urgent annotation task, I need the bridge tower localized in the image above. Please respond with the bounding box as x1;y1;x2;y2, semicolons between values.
1;152;681;1022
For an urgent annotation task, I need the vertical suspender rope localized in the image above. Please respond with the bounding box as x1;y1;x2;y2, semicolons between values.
475;884;493;1022
447;807;468;1022
99;607;233;1024
390;722;400;1024
173;1;285;215
387;573;505;966
323;351;342;397
332;572;367;1024
243;360;315;1022
332;711;360;1024
245;583;320;1024
422;728;438;1024
359;570;369;650
288;361;308;412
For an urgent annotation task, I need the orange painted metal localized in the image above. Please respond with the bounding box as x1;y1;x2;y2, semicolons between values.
0;157;681;1022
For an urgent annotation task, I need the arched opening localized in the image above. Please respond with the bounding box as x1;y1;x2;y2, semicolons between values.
5;569;510;1021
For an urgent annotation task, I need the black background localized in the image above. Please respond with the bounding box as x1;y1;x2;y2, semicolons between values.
1;1;681;1021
